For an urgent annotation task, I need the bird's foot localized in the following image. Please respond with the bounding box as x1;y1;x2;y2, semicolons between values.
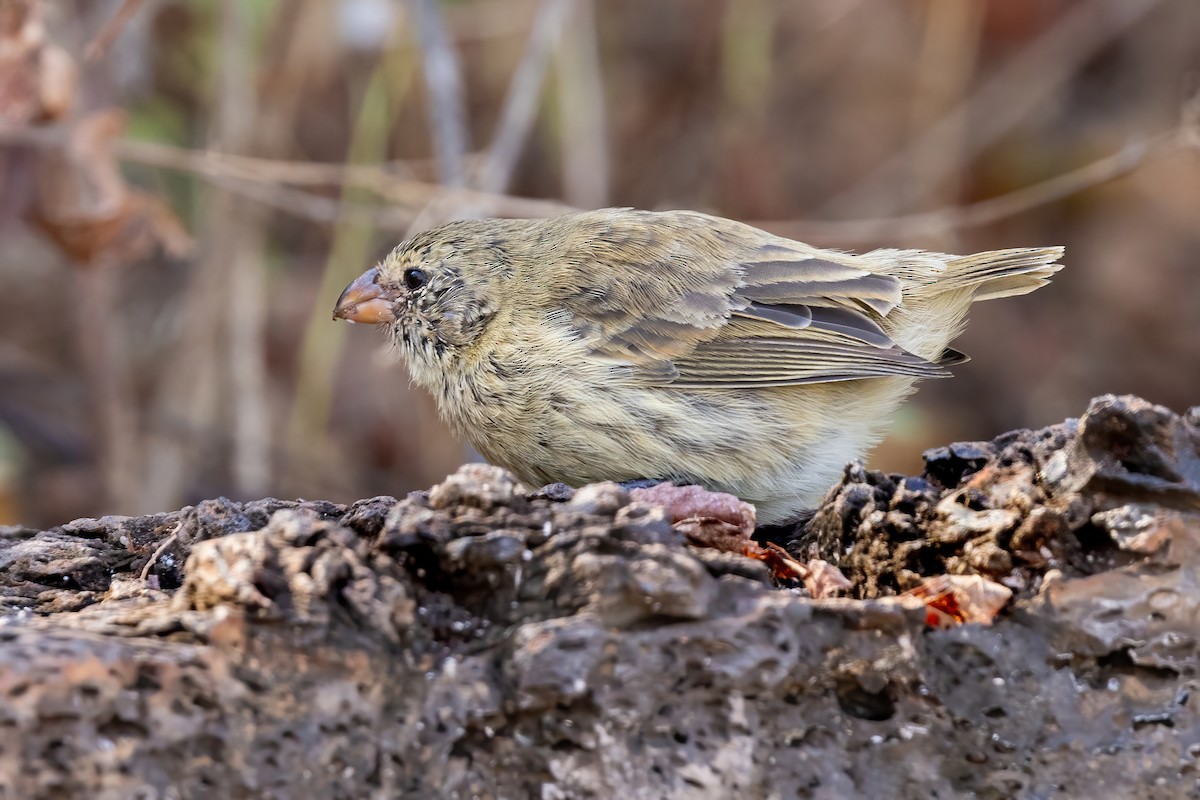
618;477;672;491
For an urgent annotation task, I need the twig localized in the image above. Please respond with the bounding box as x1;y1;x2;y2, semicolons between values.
754;131;1185;244
219;0;272;499
409;0;470;187
0;122;572;224
824;0;1166;216
400;0;576;233
122;140;422;187
84;0;143;63
200;174;416;227
444;0;543;42
476;0;575;194
0;122;409;185
287;53;413;468
901;0;984;220
139;521;181;582
75;257;140;512
1;109;1190;242
0;123;565;214
137;0;275;512
556;0;608;208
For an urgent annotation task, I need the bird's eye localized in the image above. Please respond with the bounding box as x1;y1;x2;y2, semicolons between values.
403;268;428;291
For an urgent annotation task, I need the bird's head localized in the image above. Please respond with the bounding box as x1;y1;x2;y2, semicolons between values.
333;221;514;380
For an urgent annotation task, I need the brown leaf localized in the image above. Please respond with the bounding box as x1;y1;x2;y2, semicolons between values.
626;484;849;591
629;483;756;537
801;558;852;599
905;574;1013;628
756;542;808;582
673;516;752;552
30;110;193;264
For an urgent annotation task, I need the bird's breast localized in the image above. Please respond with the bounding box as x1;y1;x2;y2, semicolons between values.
427;323;601;444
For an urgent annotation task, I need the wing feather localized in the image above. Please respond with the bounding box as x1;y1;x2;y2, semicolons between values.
549;209;945;388
667;337;948;388
739;257;902;316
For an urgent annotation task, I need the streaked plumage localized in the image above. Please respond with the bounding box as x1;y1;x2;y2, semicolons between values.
334;208;1064;525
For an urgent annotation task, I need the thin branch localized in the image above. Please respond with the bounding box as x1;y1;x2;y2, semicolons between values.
0;123;572;224
2;108;1191;242
901;0;985;219
0;121;419;184
444;0;543;42
556;0;608;208
753;131;1186;244
219;0;272;499
127;140;420;186
409;0;470;187
84;0;144;63
824;0;1166;217
139;522;181;582
75;258;140;512
476;0;575;194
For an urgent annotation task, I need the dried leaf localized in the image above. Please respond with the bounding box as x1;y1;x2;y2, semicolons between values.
31;110;193;264
632;483;759;564
905;574;1013;628
735;542;851;591
627;484;831;585
673;516;751;552
630;483;756;537
628;485;851;592
802;558;852;599
754;541;808;582
34;43;75;122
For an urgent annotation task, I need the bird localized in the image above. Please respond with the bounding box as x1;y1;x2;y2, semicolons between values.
333;208;1063;526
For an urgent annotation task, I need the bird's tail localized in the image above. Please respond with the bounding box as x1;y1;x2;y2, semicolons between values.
941;246;1066;302
867;245;1065;362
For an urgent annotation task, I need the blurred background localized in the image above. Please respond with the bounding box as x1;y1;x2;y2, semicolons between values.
1;0;1197;527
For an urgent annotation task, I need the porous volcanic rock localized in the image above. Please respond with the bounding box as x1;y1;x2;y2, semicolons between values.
0;395;1197;798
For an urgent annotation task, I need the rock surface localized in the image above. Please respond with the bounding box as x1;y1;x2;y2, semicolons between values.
0;394;1198;798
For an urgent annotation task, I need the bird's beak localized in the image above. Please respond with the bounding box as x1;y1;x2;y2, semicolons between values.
333;267;396;324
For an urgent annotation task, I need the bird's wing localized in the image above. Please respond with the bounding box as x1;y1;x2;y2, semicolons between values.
559;213;948;387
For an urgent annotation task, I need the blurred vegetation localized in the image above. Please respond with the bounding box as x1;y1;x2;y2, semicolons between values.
1;0;1197;526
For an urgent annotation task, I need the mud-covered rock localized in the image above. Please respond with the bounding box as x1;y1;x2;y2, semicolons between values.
0;395;1197;798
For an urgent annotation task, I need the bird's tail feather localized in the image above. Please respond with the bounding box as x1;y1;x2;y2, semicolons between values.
942;246;1065;302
